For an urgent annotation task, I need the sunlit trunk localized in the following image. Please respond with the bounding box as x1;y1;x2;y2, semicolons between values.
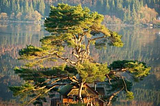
78;82;84;102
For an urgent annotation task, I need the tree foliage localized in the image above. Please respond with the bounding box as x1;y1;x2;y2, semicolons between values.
9;3;151;106
139;4;158;24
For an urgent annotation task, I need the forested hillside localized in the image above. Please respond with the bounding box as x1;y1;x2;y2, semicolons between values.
0;0;160;24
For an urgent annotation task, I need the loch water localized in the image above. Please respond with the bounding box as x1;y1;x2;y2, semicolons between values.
0;23;160;106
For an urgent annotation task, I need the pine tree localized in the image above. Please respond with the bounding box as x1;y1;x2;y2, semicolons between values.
112;0;115;8
106;0;110;10
30;2;34;12
123;8;127;22
38;0;45;16
127;5;131;21
24;1;29;13
33;0;37;9
9;3;151;106
117;0;123;9
21;5;24;13
11;0;16;12
16;3;20;13
132;4;137;24
140;0;144;7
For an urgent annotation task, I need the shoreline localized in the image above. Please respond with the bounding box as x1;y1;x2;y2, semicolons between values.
105;23;135;27
0;20;159;28
0;20;43;24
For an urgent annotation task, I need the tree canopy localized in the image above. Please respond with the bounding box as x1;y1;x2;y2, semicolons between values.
9;3;151;106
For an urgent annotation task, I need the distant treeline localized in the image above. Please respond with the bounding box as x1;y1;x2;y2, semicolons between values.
114;87;160;106
0;0;160;24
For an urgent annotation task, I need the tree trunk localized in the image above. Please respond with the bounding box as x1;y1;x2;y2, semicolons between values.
78;82;84;102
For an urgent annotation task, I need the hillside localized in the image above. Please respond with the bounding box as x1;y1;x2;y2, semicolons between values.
0;0;160;24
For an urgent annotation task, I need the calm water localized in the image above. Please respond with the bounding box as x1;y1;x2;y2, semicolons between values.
0;23;160;106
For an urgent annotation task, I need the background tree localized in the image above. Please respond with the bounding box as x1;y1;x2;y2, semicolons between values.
9;3;151;106
0;12;8;20
1;0;160;24
139;4;158;24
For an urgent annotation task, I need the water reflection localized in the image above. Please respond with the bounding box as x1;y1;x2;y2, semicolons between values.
98;26;160;106
0;23;47;105
0;23;160;105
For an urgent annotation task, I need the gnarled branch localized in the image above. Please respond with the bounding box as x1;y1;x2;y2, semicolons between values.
106;87;124;106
